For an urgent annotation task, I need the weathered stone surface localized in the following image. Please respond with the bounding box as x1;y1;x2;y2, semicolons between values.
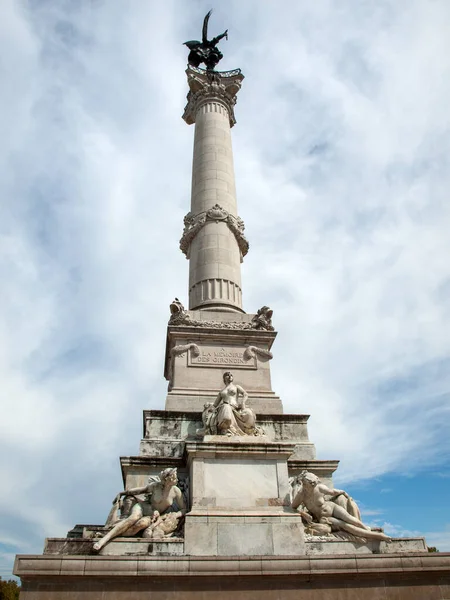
186;439;295;514
203;459;278;507
44;537;184;557
100;539;184;556
184;514;304;557
142;410;314;443
15;552;450;600
305;536;427;555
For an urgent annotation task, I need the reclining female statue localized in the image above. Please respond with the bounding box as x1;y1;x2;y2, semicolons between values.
93;467;186;551
292;471;390;541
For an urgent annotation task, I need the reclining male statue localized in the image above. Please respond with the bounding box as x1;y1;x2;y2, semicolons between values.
93;467;186;551
291;470;390;541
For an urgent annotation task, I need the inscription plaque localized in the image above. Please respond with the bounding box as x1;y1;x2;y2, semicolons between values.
188;345;257;369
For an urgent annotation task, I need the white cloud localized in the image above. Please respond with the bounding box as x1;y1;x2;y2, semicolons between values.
1;0;449;578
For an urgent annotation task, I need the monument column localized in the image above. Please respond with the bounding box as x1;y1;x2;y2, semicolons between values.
181;67;247;312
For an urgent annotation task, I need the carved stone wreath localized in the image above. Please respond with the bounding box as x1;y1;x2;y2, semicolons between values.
180;203;249;260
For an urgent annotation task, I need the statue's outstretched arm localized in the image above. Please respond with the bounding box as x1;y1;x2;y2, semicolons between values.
121;483;152;497
211;30;228;46
318;483;346;497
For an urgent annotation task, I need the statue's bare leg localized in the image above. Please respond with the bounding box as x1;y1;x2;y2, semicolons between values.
330;504;371;530
329;517;390;541
121;516;152;537
93;505;144;551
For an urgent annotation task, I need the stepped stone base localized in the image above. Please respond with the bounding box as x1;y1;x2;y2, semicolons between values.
15;552;450;599
43;537;184;557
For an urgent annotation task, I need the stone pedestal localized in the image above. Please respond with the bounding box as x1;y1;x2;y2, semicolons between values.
184;437;305;556
164;310;283;414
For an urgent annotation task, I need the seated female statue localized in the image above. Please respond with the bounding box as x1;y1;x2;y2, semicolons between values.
200;371;263;436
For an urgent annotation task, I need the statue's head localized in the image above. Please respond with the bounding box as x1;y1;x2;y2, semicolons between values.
223;371;233;384
299;470;319;488
160;467;177;485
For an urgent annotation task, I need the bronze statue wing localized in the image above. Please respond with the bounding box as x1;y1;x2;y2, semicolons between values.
202;10;212;44
184;40;201;49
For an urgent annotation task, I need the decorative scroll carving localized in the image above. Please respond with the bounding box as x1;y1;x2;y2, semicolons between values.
197;372;264;437
172;343;200;359
168;343;200;390
291;471;390;542
180;204;249;259
243;346;273;361
183;67;244;127
168;299;275;332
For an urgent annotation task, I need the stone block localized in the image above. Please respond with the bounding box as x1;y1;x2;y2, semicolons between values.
203;458;278;508
84;556;138;575
203;178;228;191
381;537;427;553
137;557;190;575
184;520;218;555
217;522;273;555
272;520;305;555
306;539;374;555
99;539;184;557
185;515;305;557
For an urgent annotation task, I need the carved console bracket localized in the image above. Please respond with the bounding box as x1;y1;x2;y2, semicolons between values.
168;343;200;390
180;204;249;261
243;346;273;361
182;66;244;127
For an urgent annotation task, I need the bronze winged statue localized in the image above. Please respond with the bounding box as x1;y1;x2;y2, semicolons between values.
184;10;228;71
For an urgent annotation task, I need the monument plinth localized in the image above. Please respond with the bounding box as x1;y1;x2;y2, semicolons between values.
14;11;450;600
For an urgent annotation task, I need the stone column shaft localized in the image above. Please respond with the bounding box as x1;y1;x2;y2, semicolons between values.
181;67;247;312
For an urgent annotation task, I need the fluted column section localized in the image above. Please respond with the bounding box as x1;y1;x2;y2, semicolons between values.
181;67;247;312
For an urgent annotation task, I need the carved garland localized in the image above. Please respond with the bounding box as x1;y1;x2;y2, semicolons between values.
168;299;275;332
180;204;249;259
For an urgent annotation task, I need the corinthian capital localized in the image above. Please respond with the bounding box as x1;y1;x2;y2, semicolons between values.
182;66;244;127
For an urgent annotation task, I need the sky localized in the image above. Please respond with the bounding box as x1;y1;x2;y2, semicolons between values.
1;0;450;580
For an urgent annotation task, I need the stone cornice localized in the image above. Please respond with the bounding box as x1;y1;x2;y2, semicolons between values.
14;552;450;578
182;66;244;127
